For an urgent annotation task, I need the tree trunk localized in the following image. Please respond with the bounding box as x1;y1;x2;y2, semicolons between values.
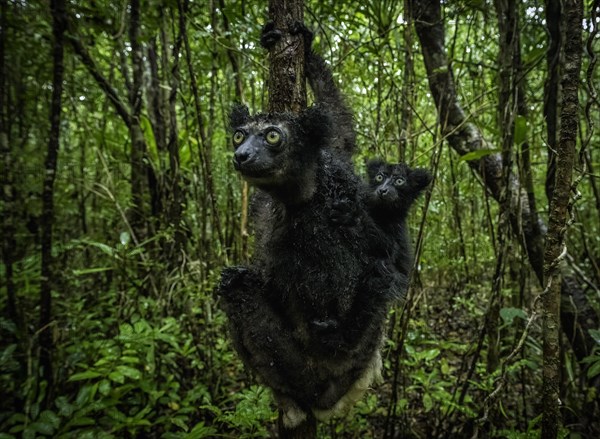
0;0;19;329
410;0;598;394
542;1;583;437
128;0;147;243
266;0;306;114
264;0;313;435
39;0;66;406
544;0;561;203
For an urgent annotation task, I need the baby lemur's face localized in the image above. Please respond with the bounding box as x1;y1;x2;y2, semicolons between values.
367;162;411;208
366;159;432;211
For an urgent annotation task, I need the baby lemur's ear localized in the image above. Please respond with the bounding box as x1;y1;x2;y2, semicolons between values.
366;158;385;180
409;168;433;194
298;104;331;150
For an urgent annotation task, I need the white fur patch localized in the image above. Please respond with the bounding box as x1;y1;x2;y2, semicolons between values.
313;350;383;421
282;404;308;428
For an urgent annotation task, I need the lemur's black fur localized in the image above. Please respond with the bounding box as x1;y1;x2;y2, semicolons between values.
218;25;404;423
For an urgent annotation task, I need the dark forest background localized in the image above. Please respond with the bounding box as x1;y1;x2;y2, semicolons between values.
1;0;599;437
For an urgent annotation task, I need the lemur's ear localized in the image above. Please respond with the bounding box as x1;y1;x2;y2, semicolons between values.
230;104;250;129
409;168;433;195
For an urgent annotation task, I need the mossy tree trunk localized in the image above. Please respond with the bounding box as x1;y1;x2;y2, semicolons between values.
541;1;583;437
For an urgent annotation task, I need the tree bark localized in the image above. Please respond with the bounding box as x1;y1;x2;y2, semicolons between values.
266;0;306;113
264;1;313;436
410;0;598;393
39;0;66;406
544;0;561;203
542;1;583;437
128;0;147;242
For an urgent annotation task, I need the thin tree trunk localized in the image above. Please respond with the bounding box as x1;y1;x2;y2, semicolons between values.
128;0;147;242
264;0;312;435
542;1;583;437
39;0;66;406
544;0;561;203
0;0;19;329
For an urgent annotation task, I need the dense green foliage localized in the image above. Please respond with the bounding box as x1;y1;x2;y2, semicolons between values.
1;0;599;437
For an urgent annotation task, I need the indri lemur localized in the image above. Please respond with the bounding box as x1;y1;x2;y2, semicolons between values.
218;25;404;426
366;159;433;290
307;160;432;334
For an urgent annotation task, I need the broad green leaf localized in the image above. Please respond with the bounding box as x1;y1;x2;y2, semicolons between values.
116;365;141;380
514;115;528;145
458;148;500;162
99;379;111;396
500;307;527;325
68;370;102;381
587;359;600;379
38;411;60;430
108;371;125;384
29;420;54;435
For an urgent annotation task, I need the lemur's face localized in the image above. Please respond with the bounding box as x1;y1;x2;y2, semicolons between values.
231;118;290;185
366;159;433;210
367;162;410;207
229;105;327;188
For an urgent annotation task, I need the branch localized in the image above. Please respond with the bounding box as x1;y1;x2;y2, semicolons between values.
65;22;132;128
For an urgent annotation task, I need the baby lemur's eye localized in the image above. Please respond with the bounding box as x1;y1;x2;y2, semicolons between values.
394;177;406;186
233;130;245;146
265;129;282;146
375;174;384;183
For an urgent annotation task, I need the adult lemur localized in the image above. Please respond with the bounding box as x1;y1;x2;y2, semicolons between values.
218;24;404;427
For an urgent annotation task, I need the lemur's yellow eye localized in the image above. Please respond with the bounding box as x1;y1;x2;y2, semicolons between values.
233;130;245;146
375;174;384;183
265;129;282;145
395;177;406;186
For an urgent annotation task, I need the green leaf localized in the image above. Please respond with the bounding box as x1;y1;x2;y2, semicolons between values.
120;231;131;245
587;359;600;379
68;370;102;381
29;420;55;435
514;115;528;145
423;393;433;412
185;422;218;439
500;307;528;325
38;411;60;430
458;148;500;162
108;371;125;384
589;329;600;345
73;267;112;276
116;365;142;380
171;416;189;431
99;379;111;396
55;396;74;417
75;385;93;407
